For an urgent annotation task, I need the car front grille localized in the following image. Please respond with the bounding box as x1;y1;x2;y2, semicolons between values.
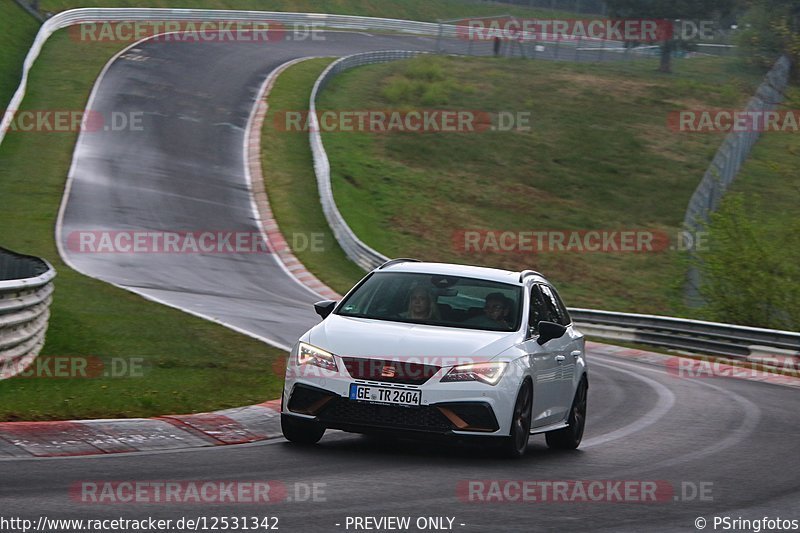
318;397;454;433
340;357;440;386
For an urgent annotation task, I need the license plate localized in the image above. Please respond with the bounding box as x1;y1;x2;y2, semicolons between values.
349;383;421;407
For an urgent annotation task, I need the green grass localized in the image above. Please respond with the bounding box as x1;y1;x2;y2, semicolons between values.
260;58;366;295
0;30;286;421
721;86;800;229
310;54;767;315
39;0;576;20
0;2;39;111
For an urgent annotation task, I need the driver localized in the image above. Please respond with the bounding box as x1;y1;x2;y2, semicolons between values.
400;287;440;320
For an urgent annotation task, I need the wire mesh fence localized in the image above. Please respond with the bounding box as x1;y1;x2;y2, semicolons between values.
683;55;792;304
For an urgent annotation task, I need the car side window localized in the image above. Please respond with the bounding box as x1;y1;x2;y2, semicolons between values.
549;285;572;325
528;285;551;334
540;284;569;326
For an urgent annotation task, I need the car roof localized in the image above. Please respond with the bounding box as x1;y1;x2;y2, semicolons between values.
376;260;548;286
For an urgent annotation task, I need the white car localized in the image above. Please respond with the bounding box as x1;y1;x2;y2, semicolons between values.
280;259;587;457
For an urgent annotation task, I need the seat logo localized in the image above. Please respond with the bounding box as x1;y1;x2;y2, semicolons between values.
381;366;396;378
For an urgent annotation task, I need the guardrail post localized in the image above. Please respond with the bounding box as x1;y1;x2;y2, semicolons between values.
0;247;56;380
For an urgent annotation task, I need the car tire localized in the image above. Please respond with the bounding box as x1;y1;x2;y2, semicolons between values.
545;377;587;450
281;414;325;445
500;379;533;458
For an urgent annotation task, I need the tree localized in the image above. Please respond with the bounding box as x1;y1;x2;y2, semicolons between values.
737;0;800;75
606;0;736;72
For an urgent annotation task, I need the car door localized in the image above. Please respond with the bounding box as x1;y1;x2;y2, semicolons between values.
524;284;564;428
541;284;583;415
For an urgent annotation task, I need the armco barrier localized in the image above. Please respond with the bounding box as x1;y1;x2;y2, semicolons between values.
0;248;56;380
0;7;631;148
0;8;464;148
309;51;426;271
570;308;800;361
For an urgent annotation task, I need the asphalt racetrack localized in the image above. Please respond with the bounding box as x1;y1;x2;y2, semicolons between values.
59;32;448;348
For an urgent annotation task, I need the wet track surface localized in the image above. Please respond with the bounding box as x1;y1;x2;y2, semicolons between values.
59;33;446;348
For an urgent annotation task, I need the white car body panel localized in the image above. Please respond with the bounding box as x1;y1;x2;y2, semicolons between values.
282;261;587;440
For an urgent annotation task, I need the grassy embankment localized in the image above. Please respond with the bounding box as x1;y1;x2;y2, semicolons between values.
263;53;767;316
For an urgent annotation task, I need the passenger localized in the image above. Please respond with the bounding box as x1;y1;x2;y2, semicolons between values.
467;292;513;329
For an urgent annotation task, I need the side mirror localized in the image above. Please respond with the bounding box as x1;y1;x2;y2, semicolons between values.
537;321;567;345
313;300;337;319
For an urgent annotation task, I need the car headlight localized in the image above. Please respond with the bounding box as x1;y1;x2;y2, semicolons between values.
297;342;338;371
441;362;508;385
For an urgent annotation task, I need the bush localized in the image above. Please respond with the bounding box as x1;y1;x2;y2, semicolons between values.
696;193;800;329
381;57;460;105
404;56;446;82
382;77;421;103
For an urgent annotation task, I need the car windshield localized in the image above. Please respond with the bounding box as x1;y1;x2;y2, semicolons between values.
336;272;523;332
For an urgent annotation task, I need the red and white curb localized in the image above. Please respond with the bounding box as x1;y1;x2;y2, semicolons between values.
0;400;282;458
246;57;340;301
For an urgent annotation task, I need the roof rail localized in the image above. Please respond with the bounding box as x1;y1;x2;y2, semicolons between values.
519;269;543;283
378;258;421;270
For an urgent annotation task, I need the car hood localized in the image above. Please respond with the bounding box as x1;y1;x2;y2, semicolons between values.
307;314;519;362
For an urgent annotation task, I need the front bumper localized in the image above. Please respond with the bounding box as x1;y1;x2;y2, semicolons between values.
286;383;500;435
282;356;524;436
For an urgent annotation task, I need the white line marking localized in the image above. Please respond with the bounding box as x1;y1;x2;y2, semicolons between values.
581;358;676;449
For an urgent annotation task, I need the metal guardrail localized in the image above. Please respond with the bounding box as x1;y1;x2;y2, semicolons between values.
0;8;474;148
0;248;56;380
570;308;800;360
309;50;428;271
